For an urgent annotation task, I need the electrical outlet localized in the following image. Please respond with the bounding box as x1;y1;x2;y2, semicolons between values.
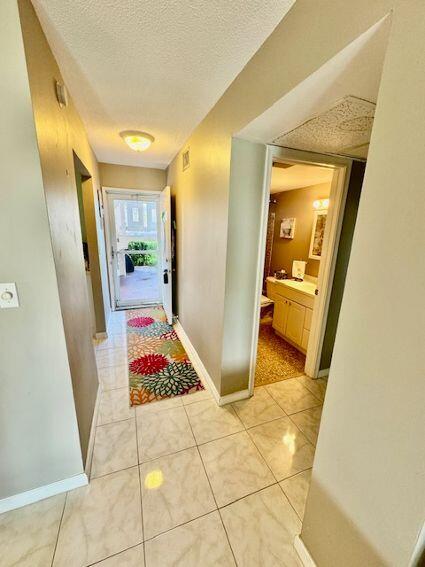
0;283;19;308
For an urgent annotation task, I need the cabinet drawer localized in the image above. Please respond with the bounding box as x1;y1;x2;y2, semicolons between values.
304;308;313;331
301;328;310;351
274;285;314;309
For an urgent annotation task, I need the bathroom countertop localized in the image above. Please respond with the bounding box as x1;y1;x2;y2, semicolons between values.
267;276;317;298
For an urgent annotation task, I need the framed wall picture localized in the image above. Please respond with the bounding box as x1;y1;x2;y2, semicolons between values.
280;217;296;239
309;210;327;259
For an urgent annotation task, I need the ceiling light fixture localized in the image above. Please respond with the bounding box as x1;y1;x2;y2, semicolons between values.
313;198;329;210
120;130;154;152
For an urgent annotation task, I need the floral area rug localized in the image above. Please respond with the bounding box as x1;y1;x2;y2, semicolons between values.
126;306;204;406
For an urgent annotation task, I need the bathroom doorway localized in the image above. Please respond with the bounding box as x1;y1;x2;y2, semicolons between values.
250;147;363;391
256;161;333;386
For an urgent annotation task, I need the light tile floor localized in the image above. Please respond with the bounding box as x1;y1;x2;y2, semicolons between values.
1;310;327;567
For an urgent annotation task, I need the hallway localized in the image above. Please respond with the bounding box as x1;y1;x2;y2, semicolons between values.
3;1;425;565
1;309;325;566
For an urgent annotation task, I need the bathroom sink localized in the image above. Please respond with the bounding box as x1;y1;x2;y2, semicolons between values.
268;277;317;297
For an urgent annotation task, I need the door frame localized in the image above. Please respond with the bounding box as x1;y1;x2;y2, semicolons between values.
248;146;352;393
102;187;163;310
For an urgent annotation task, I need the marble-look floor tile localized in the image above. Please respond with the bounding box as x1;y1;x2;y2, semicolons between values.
280;469;312;521
266;378;321;414
98;365;129;391
93;544;144;566
296;375;327;402
140;447;216;539
98;388;135;425
92;419;138;478
0;494;65;567
95;334;127;351
108;326;127;336
181;388;212;405
221;485;301;567
185;400;243;445
232;387;285;428
248;417;315;481
144;511;235;567
54;467;142;566
135;396;183;416
199;431;275;507
96;348;127;369
137;407;195;462
290;406;323;446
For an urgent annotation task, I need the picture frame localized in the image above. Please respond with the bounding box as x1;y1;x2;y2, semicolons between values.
309;210;327;260
280;217;296;239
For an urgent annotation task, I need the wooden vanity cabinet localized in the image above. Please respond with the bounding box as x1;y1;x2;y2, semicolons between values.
267;279;314;354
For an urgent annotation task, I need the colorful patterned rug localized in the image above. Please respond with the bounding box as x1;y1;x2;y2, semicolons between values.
126;306;204;406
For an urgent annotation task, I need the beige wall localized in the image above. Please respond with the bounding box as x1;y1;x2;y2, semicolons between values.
0;0;83;498
99;162;166;191
167;0;393;394
166;0;425;562
270;183;331;279
302;1;425;565
18;0;104;462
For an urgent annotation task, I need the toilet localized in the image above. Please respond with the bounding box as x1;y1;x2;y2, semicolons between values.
260;294;274;322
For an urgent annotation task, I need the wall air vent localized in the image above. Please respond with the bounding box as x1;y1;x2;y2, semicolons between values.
272;95;375;159
182;148;190;171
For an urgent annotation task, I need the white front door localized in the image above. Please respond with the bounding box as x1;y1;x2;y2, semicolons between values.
160;186;173;324
105;190;162;309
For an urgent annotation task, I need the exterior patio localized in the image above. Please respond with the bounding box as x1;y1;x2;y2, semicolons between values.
119;266;160;303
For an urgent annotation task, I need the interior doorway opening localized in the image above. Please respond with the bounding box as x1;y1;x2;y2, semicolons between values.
256;160;334;387
250;147;365;393
73;153;99;338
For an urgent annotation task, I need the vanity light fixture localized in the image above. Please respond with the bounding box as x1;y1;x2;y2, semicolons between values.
120;130;154;152
313;198;329;210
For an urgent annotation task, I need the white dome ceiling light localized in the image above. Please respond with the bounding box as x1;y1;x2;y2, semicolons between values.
120;130;155;152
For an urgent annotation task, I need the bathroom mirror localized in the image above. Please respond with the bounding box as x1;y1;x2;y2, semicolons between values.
309;210;327;260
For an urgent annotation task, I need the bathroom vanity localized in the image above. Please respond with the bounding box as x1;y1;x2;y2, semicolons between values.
266;276;316;353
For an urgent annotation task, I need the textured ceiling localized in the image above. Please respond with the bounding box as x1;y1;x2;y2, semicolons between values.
273;96;376;159
270;164;333;193
32;0;295;169
238;16;390;159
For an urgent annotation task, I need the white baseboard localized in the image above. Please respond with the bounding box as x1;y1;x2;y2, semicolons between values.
85;384;101;478
318;368;329;378
174;322;251;407
294;535;317;567
174;321;221;405
95;331;108;340
0;473;88;514
218;389;250;405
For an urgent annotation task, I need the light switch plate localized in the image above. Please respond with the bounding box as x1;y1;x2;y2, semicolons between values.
0;283;19;308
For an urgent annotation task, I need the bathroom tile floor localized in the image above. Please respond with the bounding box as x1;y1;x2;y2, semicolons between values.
1;310;327;567
255;323;306;386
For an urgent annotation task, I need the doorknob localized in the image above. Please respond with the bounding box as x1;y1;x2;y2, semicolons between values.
163;269;169;284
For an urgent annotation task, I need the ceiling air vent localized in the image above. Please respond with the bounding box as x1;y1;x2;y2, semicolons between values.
182;148;190;171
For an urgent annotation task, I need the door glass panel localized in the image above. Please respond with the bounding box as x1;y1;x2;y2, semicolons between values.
112;198;160;305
